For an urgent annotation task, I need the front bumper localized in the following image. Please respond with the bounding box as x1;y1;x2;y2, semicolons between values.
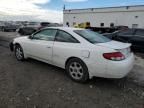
9;41;14;52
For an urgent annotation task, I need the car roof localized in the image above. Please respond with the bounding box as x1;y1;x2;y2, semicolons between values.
44;27;84;31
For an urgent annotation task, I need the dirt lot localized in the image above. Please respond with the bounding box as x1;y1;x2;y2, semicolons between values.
0;32;144;108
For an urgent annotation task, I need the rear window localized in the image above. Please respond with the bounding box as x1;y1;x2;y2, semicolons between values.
74;30;111;44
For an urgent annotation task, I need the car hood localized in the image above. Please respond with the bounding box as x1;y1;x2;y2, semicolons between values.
14;36;28;41
96;40;131;49
16;34;29;37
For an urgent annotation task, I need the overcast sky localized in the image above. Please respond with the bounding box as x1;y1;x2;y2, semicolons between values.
0;0;144;23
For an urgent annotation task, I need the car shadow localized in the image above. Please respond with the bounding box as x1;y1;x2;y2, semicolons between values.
24;58;139;89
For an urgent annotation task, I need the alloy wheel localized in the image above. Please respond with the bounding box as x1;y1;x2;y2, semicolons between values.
15;47;23;60
69;62;84;80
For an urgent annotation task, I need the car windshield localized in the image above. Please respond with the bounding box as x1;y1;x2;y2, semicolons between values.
74;30;111;44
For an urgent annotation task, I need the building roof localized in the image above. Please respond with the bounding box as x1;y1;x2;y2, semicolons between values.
64;5;144;11
64;5;144;14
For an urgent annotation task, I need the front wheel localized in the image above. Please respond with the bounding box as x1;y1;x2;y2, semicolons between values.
66;58;89;83
15;45;24;61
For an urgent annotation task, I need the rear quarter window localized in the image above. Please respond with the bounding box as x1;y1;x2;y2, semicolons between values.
74;30;111;44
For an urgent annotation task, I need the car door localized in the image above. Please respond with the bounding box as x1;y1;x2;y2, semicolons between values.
23;29;57;62
114;29;135;42
53;30;80;68
132;29;144;50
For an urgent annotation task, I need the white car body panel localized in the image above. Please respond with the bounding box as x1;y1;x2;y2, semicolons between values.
13;27;134;79
24;39;54;62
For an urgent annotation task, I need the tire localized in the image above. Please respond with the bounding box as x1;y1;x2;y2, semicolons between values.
14;44;24;61
66;58;89;83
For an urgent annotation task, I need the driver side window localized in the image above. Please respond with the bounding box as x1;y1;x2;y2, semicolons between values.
33;29;57;41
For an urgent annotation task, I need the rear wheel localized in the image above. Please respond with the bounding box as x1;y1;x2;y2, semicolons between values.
66;58;89;83
15;44;24;61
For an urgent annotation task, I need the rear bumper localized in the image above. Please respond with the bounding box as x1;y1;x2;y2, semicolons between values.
88;53;134;79
105;53;134;78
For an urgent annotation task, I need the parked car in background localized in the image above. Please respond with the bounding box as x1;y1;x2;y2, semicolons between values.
1;24;19;32
0;23;5;31
38;22;62;30
18;22;62;36
0;25;3;31
10;27;134;82
103;28;144;52
103;31;119;39
114;26;129;30
17;27;37;36
25;22;60;30
38;22;51;29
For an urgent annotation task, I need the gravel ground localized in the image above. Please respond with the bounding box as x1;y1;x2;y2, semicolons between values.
0;32;144;108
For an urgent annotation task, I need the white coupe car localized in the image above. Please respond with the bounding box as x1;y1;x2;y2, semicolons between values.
10;27;134;82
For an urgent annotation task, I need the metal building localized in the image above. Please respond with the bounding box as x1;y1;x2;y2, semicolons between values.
63;5;144;28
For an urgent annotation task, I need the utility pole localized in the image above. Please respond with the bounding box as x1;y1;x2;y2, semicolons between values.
63;4;66;10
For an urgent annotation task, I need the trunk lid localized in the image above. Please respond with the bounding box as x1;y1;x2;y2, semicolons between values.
97;40;131;49
97;40;131;58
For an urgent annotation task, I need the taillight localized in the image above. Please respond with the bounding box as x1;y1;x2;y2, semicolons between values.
103;52;125;61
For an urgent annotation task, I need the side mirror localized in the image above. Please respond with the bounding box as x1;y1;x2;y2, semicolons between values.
28;35;33;39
